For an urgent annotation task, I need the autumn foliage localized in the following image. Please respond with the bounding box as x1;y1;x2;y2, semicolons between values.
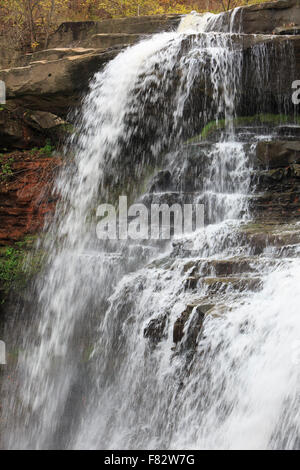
0;0;264;51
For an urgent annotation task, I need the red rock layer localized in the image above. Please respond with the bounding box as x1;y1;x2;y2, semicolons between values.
0;151;62;245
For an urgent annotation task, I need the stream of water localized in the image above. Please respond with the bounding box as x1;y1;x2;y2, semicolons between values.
1;11;300;450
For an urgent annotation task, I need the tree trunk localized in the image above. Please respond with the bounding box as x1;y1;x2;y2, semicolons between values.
23;0;36;46
44;0;55;49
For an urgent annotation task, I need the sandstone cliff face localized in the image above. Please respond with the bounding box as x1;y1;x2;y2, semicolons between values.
0;150;61;245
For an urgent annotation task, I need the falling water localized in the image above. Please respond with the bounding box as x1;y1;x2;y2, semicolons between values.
177;11;216;33
1;11;300;450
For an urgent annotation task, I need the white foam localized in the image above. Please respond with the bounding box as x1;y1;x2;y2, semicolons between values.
178;11;216;33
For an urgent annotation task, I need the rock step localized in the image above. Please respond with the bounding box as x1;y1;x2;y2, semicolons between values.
218;0;300;35
48;15;181;48
250;191;300;222
254;140;300;168
182;256;276;279
239;222;300;254
186;275;263;295
91;14;181;34
169;221;300;259
274;26;300;35
204;126;300;142
272;244;300;258
202;275;263;291
82;33;147;49
26;47;100;65
144;301;227;349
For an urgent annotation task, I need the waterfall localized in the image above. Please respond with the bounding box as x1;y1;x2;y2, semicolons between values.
177;12;216;33
1;11;300;450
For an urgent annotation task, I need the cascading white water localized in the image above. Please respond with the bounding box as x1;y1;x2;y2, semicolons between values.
177;11;216;33
1;11;300;450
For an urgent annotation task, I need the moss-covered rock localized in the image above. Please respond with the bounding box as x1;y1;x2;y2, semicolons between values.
188;114;300;142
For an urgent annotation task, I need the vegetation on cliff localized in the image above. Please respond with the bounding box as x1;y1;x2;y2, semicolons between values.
188;114;300;141
0;0;268;51
0;235;44;302
0;148;62;305
0;148;61;299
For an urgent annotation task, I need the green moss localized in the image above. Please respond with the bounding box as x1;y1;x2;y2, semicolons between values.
39;139;55;157
60;123;75;134
0;247;22;285
39;143;54;157
29;140;55;157
0;155;14;181
0;236;44;301
29;147;39;154
187;114;300;143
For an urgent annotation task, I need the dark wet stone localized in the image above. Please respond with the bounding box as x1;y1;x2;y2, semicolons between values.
173;303;214;348
144;315;167;346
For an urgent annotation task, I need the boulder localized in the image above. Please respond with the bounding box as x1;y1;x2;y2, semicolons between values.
290;163;300;176
0;103;67;151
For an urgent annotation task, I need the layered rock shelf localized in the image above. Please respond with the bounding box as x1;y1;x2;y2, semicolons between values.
1;0;300;313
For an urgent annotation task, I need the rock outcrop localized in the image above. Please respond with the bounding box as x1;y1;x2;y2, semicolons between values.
0;48;122;118
1;2;300;149
222;0;300;34
1;32;299;149
0;13;181;148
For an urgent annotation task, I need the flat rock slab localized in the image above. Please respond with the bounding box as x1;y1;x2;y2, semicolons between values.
82;33;147;49
274;25;300;34
256;140;300;168
0;48;122;116
25;47;100;65
48;15;181;48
